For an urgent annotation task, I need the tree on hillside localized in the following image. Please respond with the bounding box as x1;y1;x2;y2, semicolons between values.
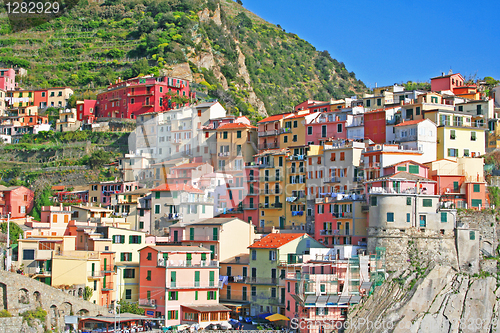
0;222;24;244
31;184;52;221
84;150;115;169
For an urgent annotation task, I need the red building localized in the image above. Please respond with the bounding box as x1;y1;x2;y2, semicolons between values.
96;76;194;119
306;111;347;145
363;109;387;144
0;185;34;219
76;100;97;124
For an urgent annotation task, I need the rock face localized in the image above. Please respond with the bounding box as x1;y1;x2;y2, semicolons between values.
347;265;500;333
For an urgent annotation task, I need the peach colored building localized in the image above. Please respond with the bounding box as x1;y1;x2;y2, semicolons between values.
139;245;230;328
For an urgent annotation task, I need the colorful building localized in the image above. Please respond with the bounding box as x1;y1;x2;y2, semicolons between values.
138;245;229;327
0;185;34;219
247;233;325;316
96;76;193;119
219;253;251;318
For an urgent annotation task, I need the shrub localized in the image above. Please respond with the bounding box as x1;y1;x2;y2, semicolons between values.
0;310;12;317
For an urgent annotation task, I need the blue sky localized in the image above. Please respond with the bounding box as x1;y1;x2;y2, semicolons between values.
242;0;500;89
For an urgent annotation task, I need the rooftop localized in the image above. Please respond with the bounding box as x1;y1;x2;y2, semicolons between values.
144;245;211;253
248;233;307;249
394;119;428;127
151;183;203;193
217;122;257;130
368;171;435;183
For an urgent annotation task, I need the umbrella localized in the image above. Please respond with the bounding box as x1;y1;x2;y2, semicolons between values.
265;314;290;321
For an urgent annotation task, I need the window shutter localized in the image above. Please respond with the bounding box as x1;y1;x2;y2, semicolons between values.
129;235;133;243
207;291;210;300
214;291;217;299
121;236;125;244
120;253;125;261
138;236;142;243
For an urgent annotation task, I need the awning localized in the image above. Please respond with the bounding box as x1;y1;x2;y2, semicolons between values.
257;312;273;319
181;305;231;312
338;296;350;304
360;282;373;290
290;294;303;304
326;296;340;305
220;301;250;307
349;295;362;304
316;295;329;307
266;314;289;321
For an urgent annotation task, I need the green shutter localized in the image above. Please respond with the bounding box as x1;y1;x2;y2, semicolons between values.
212;228;218;241
441;212;447;222
121;236;125;244
214;291;216;299
406;213;410;223
171;271;176;283
190;228;194;240
207;291;210;300
422;199;432;207
155;191;160;199
470;231;475;240
209;271;214;286
138;236;142;243
175;310;178;319
408;165;419;174
195;291;198;300
471;199;482;207
120;253;125;261
473;184;480;192
397;166;407;171
129;235;133;244
201;253;206;260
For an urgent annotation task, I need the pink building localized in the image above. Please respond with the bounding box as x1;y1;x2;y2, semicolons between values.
430;72;465;92
76;100;97;124
25;205;73;237
0;68;16;91
139;245;229;327
306;111;347;145
0;185;34;219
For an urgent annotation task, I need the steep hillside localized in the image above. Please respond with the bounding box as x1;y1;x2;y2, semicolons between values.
0;0;367;119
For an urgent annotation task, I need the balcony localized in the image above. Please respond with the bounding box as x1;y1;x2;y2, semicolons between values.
259;203;282;209
218;151;232;158
258;129;279;137
167;282;218;289
245;277;278;285
324;176;341;183
269;297;285;306
88;271;104;278
280;128;293;134
138;299;156;308
258;143;278;150
259;176;283;182
242;204;257;210
320;229;333;236
101;265;114;274
287;155;306;161
228;276;248;283
332;212;353;219
164;213;183;220
157;258;219;268
102;283;114;291
258;162;275;169
248;177;258;182
369;187;420;195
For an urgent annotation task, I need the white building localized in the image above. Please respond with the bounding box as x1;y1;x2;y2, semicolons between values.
394;118;437;163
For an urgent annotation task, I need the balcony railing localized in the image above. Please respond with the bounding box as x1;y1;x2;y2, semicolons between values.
259;203;282;209
269;297;285;306
242;204;257;210
157;258;218;268
332;212;353;219
245;277;278;285
260;176;283;182
138;299;156;308
258;129;279;137
88;271;104;278
102;283;114;291
101;265;114;273
369;187;422;195
258;143;278;150
280;128;293;134
166;282;218;289
287;155;306;161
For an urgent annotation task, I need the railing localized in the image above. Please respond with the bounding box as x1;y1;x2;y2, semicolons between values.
258;143;278;150
166;282;218;289
269;297;285;306
333;212;353;219
353;176;364;182
242;204;257;210
102;282;114;291
280;128;293;134
88;271;104;278
260;176;283;182
157;258;218;268
320;229;333;235
369;187;422;194
287;155;306;161
324;177;341;183
258;129;279;137
138;299;156;308
259;203;282;209
101;265;114;273
289;168;305;174
164;213;183;220
258;163;275;169
227;276;248;283
218;151;231;157
245;277;278;285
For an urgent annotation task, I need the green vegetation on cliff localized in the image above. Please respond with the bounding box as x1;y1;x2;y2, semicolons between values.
0;0;366;119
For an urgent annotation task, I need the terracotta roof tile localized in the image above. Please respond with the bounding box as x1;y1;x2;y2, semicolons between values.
151;183;203;193
248;233;307;249
217;122;257;130
171;162;205;169
258;113;293;123
394;119;427;127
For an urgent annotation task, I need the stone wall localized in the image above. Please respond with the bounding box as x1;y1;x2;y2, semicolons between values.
0;270;107;332
0;317;23;333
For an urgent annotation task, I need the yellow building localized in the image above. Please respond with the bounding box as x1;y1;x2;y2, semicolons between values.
219;253;251;317
215;122;257;173
256;148;307;232
279;113;312;149
424;110;486;159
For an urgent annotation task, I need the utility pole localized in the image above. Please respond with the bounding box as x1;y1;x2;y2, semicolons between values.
6;213;11;272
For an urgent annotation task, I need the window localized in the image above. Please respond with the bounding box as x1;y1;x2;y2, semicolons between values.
269;250;276;261
441;212;447;222
207;291;217;300
129;235;142;244
120;253;133;261
169;291;178;300
450;130;456;140
154;204;160;214
340;152;345;161
448;148;458;157
155;192;160;199
146;270;152;280
125;289;132;300
408;165;419;174
167;311;178;320
337;123;343;133
471;131;476;141
387;212;394;222
416;107;421;115
293;120;298;128
146;252;152;261
284;136;288;143
422;199;432;207
123;269;135;279
113;235;125;244
471;199;482;208
406;197;411;205
469;231;475;240
407;213;411;223
292;135;297;142
23;249;35;260
237;131;242;138
464;149;470;157
251;286;256;296
307;127;312;135
251;250;256;260
370;196;377;206
377;98;381;106
473;184;480;192
223;132;228;139
366;100;371;107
